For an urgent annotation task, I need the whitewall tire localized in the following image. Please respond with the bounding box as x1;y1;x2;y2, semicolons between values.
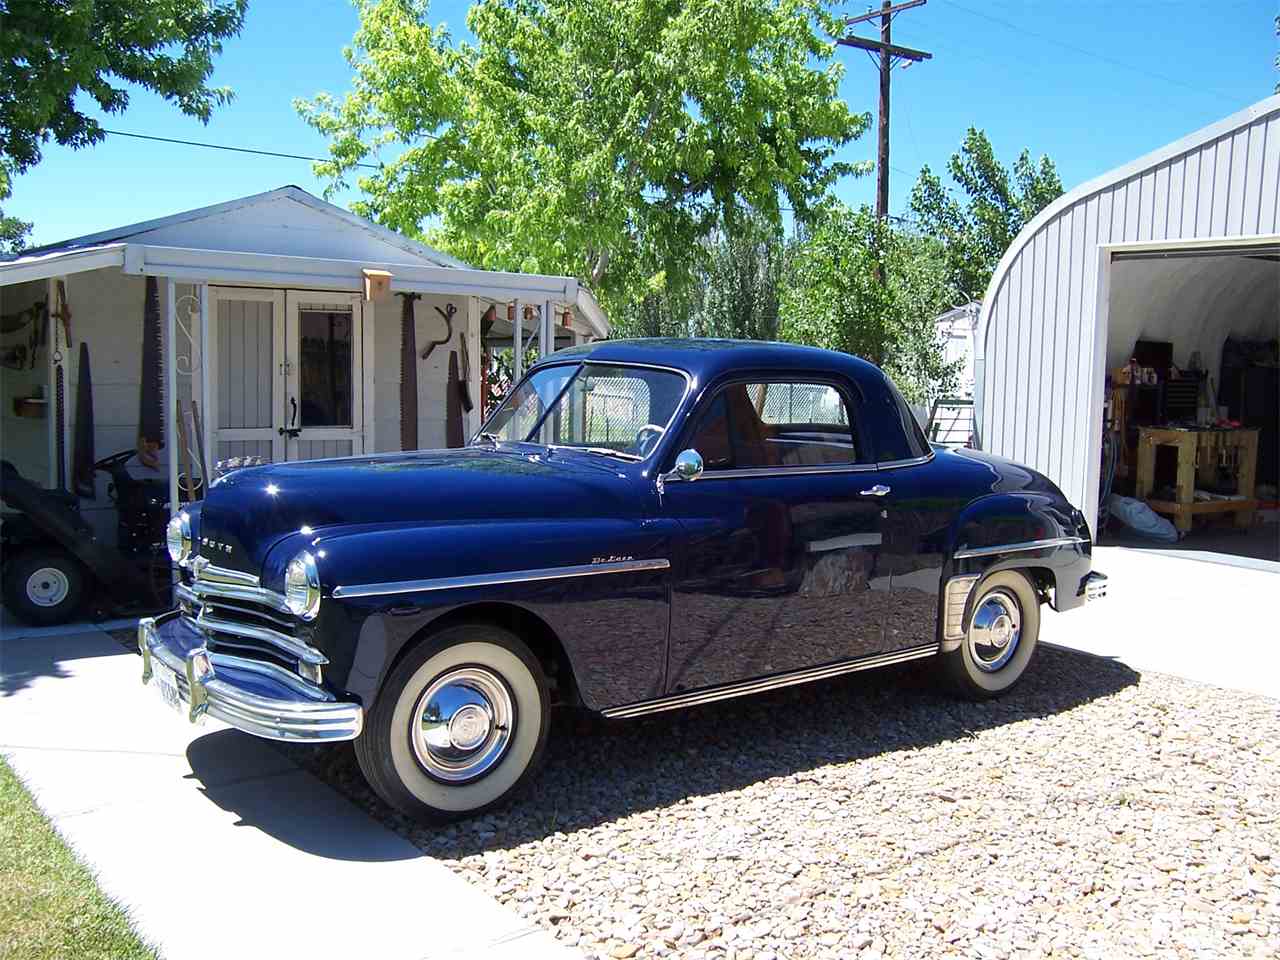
355;624;549;822
942;570;1040;699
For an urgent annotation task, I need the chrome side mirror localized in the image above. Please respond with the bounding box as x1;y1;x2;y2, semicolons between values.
659;449;703;493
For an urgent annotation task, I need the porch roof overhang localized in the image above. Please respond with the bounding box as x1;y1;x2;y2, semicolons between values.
0;241;609;337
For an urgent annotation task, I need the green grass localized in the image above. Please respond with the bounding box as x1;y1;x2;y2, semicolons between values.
0;757;157;960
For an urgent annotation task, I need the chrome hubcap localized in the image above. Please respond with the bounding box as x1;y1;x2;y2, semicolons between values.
411;667;514;783
968;589;1021;673
26;567;70;607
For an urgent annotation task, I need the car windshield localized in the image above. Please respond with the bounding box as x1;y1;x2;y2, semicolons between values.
477;362;687;460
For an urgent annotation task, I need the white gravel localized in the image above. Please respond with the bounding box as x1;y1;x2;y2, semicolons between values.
290;645;1280;960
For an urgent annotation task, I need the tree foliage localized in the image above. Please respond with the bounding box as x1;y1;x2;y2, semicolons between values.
615;213;786;340
780;202;959;405
908;128;1062;303
0;0;247;250
299;0;867;314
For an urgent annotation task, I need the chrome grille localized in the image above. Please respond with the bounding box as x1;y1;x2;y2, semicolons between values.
179;562;327;673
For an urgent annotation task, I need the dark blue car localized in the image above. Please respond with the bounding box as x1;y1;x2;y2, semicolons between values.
140;339;1106;821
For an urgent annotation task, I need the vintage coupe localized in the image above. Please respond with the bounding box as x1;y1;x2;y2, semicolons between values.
140;340;1106;820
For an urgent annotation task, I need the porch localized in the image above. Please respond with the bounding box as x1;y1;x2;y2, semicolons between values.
0;187;606;592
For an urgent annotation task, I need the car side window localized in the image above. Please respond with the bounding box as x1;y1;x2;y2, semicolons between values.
687;380;866;470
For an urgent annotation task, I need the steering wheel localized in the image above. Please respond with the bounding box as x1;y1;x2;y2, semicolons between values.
633;424;666;457
93;449;137;473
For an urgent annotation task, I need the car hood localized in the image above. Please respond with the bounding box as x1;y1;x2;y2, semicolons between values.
194;447;638;575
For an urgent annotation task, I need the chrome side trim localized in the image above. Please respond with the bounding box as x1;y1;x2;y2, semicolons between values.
878;453;935;470
332;558;671;600
679;463;878;480
192;610;328;665
602;644;940;719
953;536;1089;560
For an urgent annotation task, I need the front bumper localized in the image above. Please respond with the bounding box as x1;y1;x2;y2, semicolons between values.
138;613;363;742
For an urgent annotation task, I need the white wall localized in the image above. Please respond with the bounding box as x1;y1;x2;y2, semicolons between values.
1107;254;1279;380
0;280;51;484
371;293;470;453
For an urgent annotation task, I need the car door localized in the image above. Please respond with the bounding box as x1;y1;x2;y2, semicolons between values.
661;374;897;694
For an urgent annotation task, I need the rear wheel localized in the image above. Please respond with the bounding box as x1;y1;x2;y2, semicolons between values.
941;570;1040;699
354;624;550;822
2;547;87;626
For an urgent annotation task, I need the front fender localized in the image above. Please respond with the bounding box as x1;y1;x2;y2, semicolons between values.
279;518;675;711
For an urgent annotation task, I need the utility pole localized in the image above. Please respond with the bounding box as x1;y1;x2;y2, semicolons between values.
839;0;932;219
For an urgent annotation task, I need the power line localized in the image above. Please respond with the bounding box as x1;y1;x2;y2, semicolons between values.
937;0;1240;104
100;128;381;170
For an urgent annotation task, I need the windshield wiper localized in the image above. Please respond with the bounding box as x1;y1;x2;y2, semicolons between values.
548;444;642;461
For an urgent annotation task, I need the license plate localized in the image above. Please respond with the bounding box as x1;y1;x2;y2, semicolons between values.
151;660;184;715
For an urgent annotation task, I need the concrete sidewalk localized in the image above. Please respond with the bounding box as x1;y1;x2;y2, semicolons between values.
0;626;577;960
1041;544;1280;700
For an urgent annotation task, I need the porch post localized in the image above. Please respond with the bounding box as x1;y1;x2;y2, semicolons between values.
165;277;179;517
466;297;481;436
512;299;522;381
541;300;553;359
199;283;213;477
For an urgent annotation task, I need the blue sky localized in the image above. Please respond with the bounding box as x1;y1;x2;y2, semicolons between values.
7;0;1277;247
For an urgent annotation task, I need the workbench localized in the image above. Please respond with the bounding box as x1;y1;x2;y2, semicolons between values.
1136;426;1259;532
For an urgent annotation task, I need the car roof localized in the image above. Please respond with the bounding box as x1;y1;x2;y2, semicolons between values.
540;338;885;386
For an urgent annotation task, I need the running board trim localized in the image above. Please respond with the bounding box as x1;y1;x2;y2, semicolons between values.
601;644;941;719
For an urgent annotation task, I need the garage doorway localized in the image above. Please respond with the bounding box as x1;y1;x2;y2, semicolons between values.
1096;241;1280;562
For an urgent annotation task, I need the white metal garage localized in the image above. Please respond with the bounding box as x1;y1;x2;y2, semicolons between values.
975;95;1280;534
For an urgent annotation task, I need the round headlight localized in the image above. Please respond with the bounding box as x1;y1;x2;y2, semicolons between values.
284;550;321;620
166;512;192;565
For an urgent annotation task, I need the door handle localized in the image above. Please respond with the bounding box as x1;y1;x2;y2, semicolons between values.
860;484;891;497
279;397;301;438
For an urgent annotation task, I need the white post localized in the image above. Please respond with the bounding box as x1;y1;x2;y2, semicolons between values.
512;299;522;381
466;296;482;436
165;277;179;517
541;300;554;358
199;283;213;478
45;277;59;488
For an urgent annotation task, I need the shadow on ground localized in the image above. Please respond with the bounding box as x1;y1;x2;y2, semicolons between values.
188;645;1140;861
0;630;134;698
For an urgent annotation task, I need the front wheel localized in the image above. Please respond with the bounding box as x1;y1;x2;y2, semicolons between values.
941;570;1040;699
354;624;550;822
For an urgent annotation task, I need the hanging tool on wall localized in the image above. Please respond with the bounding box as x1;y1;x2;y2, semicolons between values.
420;302;456;362
53;280;72;347
399;292;421;451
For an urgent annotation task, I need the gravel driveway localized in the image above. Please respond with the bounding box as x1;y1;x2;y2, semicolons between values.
289;645;1279;960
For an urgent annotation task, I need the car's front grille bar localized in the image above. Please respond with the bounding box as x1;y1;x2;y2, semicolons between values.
180;561;327;670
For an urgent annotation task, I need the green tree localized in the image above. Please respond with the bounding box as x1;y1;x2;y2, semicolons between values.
0;0;248;251
614;213;786;340
780;202;958;405
909;128;1063;302
298;0;867;314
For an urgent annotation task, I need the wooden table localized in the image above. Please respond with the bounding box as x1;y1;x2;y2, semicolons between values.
1136;427;1259;532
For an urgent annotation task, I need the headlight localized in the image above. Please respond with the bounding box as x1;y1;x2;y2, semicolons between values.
284;550;321;620
166;513;192;565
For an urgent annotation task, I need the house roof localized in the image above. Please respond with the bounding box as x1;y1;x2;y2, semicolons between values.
11;185;472;270
0;186;610;337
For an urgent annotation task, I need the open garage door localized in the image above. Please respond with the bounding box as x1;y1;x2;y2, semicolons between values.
1100;242;1279;562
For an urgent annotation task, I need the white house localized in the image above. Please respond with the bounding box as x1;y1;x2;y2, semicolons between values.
0;185;608;542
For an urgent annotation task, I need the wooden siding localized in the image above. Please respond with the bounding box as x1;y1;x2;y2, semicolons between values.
979;100;1280;529
216;298;274;430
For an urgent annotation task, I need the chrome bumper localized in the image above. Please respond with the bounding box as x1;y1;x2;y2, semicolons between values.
1082;571;1108;603
138;613;363;742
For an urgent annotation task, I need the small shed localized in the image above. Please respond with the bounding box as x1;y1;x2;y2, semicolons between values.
975;96;1280;535
0;186;607;544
